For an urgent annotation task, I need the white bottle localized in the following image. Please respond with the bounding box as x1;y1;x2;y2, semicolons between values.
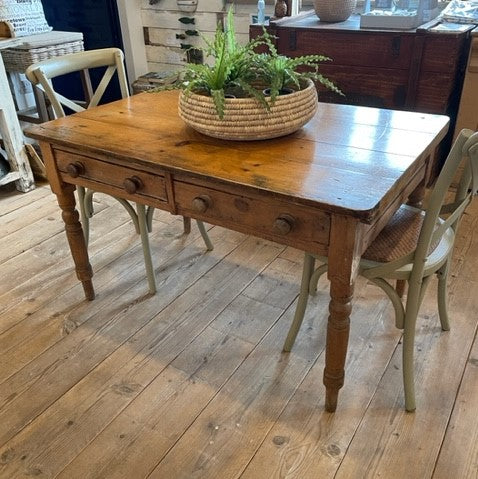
257;0;265;24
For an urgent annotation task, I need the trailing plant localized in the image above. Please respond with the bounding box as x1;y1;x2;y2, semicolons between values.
154;7;342;119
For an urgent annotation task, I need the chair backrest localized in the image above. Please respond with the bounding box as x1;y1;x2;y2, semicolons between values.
25;47;129;119
410;129;478;276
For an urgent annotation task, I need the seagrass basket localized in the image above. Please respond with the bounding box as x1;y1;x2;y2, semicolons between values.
314;0;357;22
178;79;318;141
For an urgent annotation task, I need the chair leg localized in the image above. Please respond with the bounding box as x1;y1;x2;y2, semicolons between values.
283;253;315;352
84;189;95;218
183;216;191;234
196;220;214;251
146;206;154;233
181;216;213;251
437;259;451;331
32;84;51;122
136;203;156;294
77;186;90;245
402;282;423;412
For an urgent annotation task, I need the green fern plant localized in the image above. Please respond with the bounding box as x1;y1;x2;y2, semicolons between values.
255;29;343;103
154;7;341;119
179;8;268;118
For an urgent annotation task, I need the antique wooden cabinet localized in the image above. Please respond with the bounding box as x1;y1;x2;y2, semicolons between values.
250;13;473;168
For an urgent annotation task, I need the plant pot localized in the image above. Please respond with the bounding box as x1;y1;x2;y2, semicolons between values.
178;79;318;141
263;87;294;96
314;0;357;22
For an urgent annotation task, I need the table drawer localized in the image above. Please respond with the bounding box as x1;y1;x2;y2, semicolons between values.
174;180;331;252
55;149;168;203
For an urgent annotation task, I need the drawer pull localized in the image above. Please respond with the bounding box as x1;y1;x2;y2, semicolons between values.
66;162;85;178
192;195;211;213
123;176;144;194
273;214;295;235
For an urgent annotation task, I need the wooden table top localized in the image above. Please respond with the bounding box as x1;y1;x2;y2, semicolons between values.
26;90;449;222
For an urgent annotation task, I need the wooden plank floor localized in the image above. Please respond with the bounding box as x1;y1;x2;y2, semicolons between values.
1;183;477;479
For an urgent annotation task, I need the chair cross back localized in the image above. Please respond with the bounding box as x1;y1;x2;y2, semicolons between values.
414;130;478;273
25;47;129;119
25;47;214;296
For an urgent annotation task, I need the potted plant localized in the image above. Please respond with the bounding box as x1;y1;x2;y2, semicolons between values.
157;8;342;140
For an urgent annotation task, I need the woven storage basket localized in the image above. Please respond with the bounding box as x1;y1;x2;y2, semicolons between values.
179;79;318;141
1;30;84;72
314;0;357;22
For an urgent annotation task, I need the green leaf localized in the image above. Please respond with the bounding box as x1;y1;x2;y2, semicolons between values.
211;89;225;119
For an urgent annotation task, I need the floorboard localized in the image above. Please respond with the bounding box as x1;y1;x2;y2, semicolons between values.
0;185;477;479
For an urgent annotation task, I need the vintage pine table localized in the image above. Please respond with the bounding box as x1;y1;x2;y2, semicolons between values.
26;90;449;412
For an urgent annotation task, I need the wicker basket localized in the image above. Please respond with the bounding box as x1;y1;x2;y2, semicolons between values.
178;79;318;141
314;0;357;22
1;30;84;72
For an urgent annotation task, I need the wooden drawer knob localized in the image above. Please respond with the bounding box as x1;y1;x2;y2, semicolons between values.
273;214;295;235
192;195;211;213
66;162;85;178
123;176;144;194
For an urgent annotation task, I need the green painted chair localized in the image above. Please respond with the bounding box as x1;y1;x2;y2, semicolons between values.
283;129;478;411
26;48;213;294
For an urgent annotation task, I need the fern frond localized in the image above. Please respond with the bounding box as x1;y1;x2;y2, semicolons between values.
211;89;225;119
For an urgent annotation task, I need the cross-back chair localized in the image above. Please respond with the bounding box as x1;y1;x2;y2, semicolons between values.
283;129;478;411
26;47;213;294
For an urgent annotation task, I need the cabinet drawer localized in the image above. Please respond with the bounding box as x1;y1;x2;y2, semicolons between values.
278;30;414;70
174;180;331;253
421;35;467;72
317;64;409;109
55;149;169;204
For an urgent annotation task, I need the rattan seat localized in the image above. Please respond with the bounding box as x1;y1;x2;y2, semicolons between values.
362;205;440;263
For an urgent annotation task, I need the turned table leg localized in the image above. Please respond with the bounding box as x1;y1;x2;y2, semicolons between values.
324;282;354;411
57;184;95;300
324;215;362;412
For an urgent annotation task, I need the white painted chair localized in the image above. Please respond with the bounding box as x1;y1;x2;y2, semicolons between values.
26;47;213;294
283;129;478;411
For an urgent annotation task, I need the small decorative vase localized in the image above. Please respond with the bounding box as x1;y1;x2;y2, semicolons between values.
274;0;288;18
314;0;357;22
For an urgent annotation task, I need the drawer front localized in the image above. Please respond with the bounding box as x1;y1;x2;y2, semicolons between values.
421;35;467;73
278;30;414;70
415;71;454;113
174;180;331;253
316;64;410;109
55;149;169;204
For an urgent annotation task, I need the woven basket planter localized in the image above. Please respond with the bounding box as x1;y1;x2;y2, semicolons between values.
178;79;318;141
314;0;357;22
